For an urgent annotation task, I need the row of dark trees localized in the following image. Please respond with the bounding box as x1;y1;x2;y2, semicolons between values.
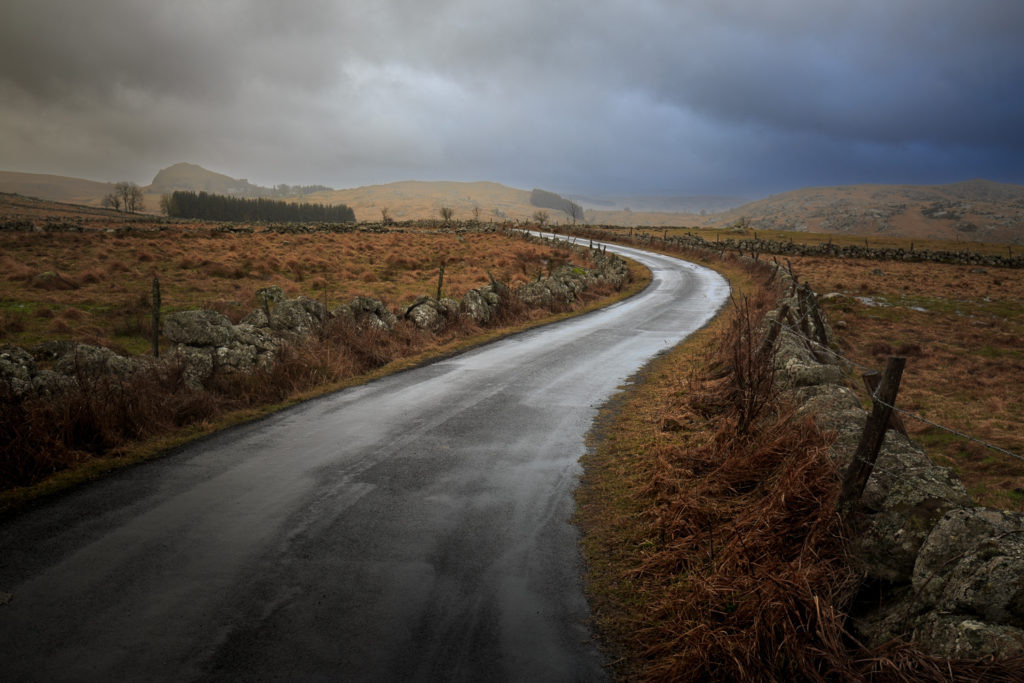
529;188;583;223
161;191;355;223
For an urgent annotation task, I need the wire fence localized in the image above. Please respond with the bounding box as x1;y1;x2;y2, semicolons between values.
776;318;1024;468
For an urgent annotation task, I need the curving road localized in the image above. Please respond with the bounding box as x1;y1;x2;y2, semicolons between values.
0;240;729;682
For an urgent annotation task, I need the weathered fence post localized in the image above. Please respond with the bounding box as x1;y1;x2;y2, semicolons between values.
795;286;815;345
151;276;161;357
801;284;831;347
861;371;908;436
436;264;445;300
756;302;789;361
840;356;907;508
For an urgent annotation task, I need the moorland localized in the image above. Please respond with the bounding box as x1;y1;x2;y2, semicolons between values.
0;192;645;501
2;173;1023;679
2;162;1023;240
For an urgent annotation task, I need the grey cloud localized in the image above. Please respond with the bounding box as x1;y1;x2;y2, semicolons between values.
0;0;1021;195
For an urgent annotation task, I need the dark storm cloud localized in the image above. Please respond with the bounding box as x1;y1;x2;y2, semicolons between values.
1;0;1022;195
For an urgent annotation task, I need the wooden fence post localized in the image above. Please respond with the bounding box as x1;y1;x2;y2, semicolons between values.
795;286;815;345
436;264;445;300
756;302;789;361
151;276;161;358
839;356;907;508
861;371;908;436
801;284;831;347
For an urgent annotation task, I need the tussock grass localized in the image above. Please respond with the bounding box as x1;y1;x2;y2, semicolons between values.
786;255;1024;511
1;252;648;507
576;252;1024;681
0;228;605;351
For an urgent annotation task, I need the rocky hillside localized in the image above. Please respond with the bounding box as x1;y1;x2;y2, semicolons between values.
690;180;1024;243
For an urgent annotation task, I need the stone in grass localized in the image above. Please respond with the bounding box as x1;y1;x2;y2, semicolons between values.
162;310;236;347
30;271;78;291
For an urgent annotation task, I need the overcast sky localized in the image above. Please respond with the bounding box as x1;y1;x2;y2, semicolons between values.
2;0;1022;198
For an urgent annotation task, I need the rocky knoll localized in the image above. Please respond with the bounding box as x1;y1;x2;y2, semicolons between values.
768;278;1024;659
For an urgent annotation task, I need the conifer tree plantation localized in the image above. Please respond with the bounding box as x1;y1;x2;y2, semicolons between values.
161;191;355;223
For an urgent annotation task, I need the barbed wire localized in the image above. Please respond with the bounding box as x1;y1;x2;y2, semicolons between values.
873;397;1024;465
775;321;1024;466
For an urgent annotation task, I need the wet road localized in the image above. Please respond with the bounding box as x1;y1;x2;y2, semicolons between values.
0;240;729;682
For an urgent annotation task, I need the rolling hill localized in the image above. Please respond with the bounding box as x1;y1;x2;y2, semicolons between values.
0;171;114;207
0;164;1021;242
690;181;1024;243
149;162;259;196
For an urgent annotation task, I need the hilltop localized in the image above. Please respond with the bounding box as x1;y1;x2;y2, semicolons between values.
149;162;257;196
0;171;114;206
0;164;1021;242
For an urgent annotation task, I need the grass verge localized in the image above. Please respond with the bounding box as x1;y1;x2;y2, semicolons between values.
576;249;1024;680
0;257;650;515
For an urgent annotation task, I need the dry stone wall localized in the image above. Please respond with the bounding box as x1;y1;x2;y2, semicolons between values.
767;273;1024;659
0;237;628;398
589;227;1024;269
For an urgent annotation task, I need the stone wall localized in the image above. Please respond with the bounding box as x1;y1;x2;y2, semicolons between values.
767;276;1024;659
0;238;629;397
585;227;1024;269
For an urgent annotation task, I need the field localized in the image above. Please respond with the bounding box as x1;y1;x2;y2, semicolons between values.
787;255;1024;510
567;223;1024;511
575;243;1024;680
594;222;1021;258
0;196;647;501
0;222;592;356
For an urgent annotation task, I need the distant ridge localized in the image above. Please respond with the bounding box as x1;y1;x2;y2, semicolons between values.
697;180;1024;242
0;165;1020;242
0;170;113;206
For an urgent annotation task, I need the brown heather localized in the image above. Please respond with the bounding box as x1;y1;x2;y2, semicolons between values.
576;251;1024;681
786;255;1024;512
0;220;636;494
0;229;587;353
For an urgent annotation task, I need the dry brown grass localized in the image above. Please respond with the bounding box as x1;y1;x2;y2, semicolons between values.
1;267;635;494
566;221;1024;510
0;201;642;497
786;255;1024;511
0;228;593;354
576;254;1024;681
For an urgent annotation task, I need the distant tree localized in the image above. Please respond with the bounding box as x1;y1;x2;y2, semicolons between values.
159;194;175;216
471;205;481;224
532;210;550;229
115;181;144;213
529;188;582;220
101;192;121;212
439;206;454;225
381;207;393;225
567;202;582;225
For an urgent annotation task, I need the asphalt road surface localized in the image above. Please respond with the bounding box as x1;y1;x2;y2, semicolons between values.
0;240;729;682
